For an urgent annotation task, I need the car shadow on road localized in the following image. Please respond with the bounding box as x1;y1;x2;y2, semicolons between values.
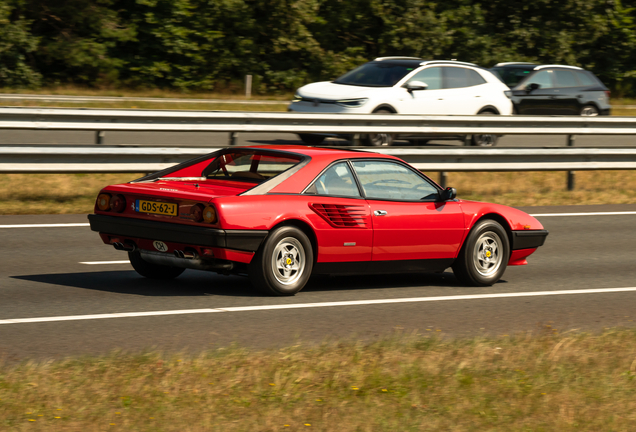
11;269;474;297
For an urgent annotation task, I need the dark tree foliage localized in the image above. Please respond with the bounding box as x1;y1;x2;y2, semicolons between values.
0;0;635;95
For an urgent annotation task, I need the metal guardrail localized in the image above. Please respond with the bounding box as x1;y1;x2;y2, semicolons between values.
3;146;636;173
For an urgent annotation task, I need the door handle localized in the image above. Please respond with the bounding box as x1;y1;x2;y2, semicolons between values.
374;210;388;216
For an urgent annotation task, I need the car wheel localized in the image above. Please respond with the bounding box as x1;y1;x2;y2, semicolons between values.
580;105;599;116
470;111;499;147
298;134;325;145
128;250;185;280
249;226;314;296
452;220;509;286
363;109;395;146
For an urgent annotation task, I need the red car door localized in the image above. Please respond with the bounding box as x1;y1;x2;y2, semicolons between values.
350;159;465;262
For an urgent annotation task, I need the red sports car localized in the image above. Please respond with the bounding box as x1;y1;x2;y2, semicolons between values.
88;145;548;295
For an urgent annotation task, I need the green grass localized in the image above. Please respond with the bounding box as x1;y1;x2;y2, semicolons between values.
1;329;635;431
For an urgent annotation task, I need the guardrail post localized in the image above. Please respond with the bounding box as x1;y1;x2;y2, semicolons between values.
95;131;105;144
567;135;575;191
439;172;447;189
229;132;238;146
351;133;362;146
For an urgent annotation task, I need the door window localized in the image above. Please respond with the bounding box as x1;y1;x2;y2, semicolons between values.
351;160;439;201
305;162;361;197
524;70;554;89
554;70;579;88
407;67;442;90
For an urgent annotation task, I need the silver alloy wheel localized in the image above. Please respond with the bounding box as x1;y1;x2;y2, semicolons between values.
472;134;496;146
369;133;392;146
580;106;599;116
270;237;305;285
472;232;503;277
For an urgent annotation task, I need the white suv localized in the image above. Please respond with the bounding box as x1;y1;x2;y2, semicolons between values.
289;57;513;146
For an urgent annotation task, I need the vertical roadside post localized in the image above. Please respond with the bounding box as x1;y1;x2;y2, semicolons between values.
439;172;447;189
245;75;252;100
229;132;238;146
95;131;105;144
567;135;575;191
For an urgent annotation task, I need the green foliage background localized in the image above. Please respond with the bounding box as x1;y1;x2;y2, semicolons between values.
1;0;635;95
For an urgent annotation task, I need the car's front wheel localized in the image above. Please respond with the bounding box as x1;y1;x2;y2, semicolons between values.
249;226;314;296
452;220;509;286
580;105;599;116
363;109;394;146
128;250;185;280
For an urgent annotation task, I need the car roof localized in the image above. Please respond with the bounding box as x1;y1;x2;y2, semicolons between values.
493;62;584;71
242;145;398;161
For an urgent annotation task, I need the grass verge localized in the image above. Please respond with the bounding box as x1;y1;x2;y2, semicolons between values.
1;329;635;431
1;170;635;215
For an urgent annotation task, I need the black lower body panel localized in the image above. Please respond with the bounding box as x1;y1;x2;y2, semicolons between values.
88;214;268;252
313;258;454;276
511;229;549;250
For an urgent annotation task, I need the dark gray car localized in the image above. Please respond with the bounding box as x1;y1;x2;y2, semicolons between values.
490;62;611;116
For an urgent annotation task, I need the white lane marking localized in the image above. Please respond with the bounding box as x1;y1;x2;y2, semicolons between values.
1;286;635;326
531;211;636;217
0;223;90;228
80;260;130;265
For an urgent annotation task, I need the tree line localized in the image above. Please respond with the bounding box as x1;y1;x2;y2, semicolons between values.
1;0;635;95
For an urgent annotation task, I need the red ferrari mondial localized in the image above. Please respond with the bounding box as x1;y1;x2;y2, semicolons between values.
88;146;548;296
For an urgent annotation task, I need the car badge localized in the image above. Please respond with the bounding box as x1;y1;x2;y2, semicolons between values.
153;241;168;252
286;257;292;265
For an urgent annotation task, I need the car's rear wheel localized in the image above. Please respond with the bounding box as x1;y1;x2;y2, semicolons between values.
470;111;499;146
363;109;394;146
249;226;314;296
128;250;185;280
298;134;325;145
452;220;509;286
580;105;599;116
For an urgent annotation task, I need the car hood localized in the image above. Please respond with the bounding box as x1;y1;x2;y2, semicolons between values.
297;81;383;100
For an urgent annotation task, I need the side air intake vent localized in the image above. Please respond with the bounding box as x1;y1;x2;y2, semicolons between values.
309;203;368;228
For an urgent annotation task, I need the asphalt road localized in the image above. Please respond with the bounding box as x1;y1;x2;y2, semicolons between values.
1;204;636;363
0;130;634;147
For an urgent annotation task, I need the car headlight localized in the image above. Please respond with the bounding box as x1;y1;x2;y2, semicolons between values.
292;94;302;102
335;98;368;108
504;90;512;99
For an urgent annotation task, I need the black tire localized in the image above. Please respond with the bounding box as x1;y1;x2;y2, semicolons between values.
470;111;499;146
249;226;314;296
298;134;325;145
580;104;599;116
452;220;510;286
363;109;395;146
128;250;185;280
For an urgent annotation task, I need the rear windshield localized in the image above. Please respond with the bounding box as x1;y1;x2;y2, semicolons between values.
333;62;415;87
203;151;302;182
491;66;536;88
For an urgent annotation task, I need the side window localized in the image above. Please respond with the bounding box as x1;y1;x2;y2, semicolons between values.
575;71;595;87
554;70;579;88
351;160;439;201
467;69;487;86
443;67;469;89
407;67;442;90
525;70;554;89
305;162;360;198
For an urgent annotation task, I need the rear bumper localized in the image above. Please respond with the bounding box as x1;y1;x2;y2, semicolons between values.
511;229;549;250
88;214;268;252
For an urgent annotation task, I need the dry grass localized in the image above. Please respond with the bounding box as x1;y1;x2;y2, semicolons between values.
1;100;288;112
2;170;636;215
1;329;635;431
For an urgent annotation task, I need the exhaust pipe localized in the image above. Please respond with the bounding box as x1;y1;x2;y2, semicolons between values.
174;249;198;259
113;242;136;252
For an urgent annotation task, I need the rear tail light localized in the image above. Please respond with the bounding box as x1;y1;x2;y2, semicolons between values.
605;90;611;99
191;204;204;222
203;205;217;223
97;193;111;211
110;194;126;213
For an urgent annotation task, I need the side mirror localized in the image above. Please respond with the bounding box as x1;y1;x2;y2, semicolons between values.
440;187;457;201
404;81;428;93
526;82;540;93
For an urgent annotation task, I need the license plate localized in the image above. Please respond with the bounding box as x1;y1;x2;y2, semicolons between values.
135;200;177;216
